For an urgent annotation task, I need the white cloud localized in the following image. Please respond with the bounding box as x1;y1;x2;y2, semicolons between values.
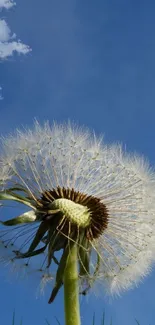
0;86;3;100
0;19;31;59
0;0;16;9
0;40;30;58
0;2;31;100
0;19;15;41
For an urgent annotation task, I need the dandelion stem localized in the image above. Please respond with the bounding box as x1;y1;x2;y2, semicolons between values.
63;244;81;325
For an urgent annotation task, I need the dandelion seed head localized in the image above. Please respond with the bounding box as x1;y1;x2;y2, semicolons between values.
0;121;155;300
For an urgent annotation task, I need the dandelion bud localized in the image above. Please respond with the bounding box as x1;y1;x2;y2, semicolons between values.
49;198;91;227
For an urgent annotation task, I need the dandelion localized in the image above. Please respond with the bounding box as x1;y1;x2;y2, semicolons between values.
0;121;155;325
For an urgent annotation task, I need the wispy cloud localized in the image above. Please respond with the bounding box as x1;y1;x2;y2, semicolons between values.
0;0;15;9
0;86;3;100
0;1;31;100
0;19;31;59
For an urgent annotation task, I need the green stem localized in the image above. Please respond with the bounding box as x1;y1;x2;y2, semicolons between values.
64;244;81;325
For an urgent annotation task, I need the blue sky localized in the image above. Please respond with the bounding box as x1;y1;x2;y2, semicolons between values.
0;0;155;324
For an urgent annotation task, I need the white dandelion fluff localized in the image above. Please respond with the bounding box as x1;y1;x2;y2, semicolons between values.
0;121;155;302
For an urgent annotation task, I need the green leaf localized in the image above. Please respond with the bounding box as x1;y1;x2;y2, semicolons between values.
46;220;67;268
80;252;100;296
48;243;74;303
14;244;47;259
0;190;35;209
79;237;91;277
26;221;49;253
14;221;49;259
0;210;37;226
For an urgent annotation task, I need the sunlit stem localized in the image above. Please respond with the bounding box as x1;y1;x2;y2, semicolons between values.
63;244;81;325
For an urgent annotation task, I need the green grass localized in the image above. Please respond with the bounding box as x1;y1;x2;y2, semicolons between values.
12;311;23;325
11;311;145;325
45;317;61;325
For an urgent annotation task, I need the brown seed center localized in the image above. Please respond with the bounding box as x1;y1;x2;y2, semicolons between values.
39;186;109;240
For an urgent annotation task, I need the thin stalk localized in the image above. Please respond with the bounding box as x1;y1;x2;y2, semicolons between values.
63;244;81;325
